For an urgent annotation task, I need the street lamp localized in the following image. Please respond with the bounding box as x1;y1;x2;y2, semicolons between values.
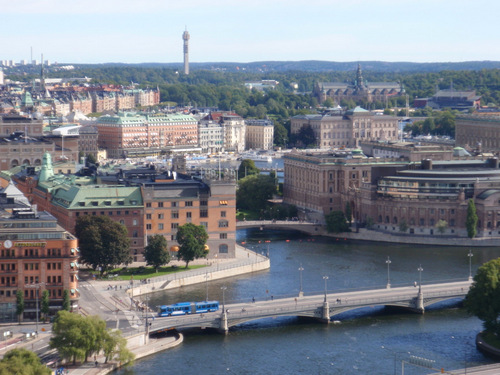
322;276;329;302
468;250;473;281
205;272;210;301
221;286;227;313
298;264;304;297
386;256;391;289
24;282;45;335
417;265;423;293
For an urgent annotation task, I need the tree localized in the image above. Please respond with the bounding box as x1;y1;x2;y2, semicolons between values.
15;290;24;324
62;289;71;311
144;234;171;272
274;121;288;148
398;219;409;233
75;215;132;275
41;290;50;322
237;174;277;211
466;199;478;239
50;311;91;364
325;211;350;233
237;159;260;180
86;153;97;165
176;223;209;268
436;219;448;234
50;311;133;366
0;348;51;375
465;258;500;336
344;202;352;225
297;124;316;148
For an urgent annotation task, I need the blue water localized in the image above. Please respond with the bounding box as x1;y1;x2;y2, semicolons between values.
118;229;500;375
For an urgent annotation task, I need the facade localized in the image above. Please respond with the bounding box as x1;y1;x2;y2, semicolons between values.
78;125;99;160
314;64;404;104
283;149;500;238
199;121;224;154
414;89;481;110
200;112;246;152
291;107;399;149
245;119;274;150
139;169;237;259
11;154;237;262
455;114;500;153
96;112;199;158
0;182;79;322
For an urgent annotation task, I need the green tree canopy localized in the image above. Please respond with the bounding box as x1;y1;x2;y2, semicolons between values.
62;289;71;311
41;290;50;321
325;211;350;233
50;310;134;365
75;215;132;275
15;290;24;324
274;121;289;148
236;174;277;211
144;234;171;272
176;223;209;268
238;159;260;179
465;258;500;336
466;199;478;239
0;348;51;375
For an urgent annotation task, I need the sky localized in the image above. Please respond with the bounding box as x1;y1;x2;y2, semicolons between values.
1;0;500;64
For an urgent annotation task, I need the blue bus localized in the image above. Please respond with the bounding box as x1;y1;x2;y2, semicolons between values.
158;301;219;317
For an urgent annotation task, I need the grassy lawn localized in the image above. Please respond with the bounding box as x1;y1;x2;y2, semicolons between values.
482;331;500;349
236;209;261;221
90;264;207;281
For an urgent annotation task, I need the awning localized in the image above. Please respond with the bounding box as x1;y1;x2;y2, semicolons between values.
70;289;75;294
170;246;179;252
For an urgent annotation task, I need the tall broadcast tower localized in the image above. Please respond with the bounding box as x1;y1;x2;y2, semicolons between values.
182;28;190;75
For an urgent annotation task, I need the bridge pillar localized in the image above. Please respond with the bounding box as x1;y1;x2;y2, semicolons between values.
219;311;229;334
321;301;330;323
416;291;425;314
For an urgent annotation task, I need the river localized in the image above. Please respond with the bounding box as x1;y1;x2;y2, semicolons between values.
117;229;500;375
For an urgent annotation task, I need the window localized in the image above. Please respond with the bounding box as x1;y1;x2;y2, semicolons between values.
200;200;208;206
219;244;228;254
158;202;164;208
146;214;152;220
158;214;164;219
146;203;152;208
133;219;138;226
186;212;192;218
146;224;152;230
171;202;177;208
221;211;226;217
200;222;208;229
200;209;208;218
185;201;193;207
220;233;227;239
171;211;179;219
158;223;164;230
218;220;229;228
171;223;179;229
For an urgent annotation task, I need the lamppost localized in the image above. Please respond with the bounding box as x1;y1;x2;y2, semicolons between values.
322;276;329;302
417;265;423;293
298;264;304;297
386;256;391;289
24;282;45;335
468;250;473;281
205;272;210;301
221;286;227;313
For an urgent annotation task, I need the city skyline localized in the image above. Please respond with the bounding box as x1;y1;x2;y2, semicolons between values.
1;0;500;64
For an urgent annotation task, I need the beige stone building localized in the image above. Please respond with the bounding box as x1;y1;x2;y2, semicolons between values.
455;114;500;152
290;107;399;149
245;119;274;150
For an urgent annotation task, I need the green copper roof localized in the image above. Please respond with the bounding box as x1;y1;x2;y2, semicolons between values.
51;185;143;210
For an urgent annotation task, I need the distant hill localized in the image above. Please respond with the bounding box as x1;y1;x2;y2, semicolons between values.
81;60;500;73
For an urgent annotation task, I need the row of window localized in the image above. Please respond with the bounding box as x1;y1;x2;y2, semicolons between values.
146;211;226;220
